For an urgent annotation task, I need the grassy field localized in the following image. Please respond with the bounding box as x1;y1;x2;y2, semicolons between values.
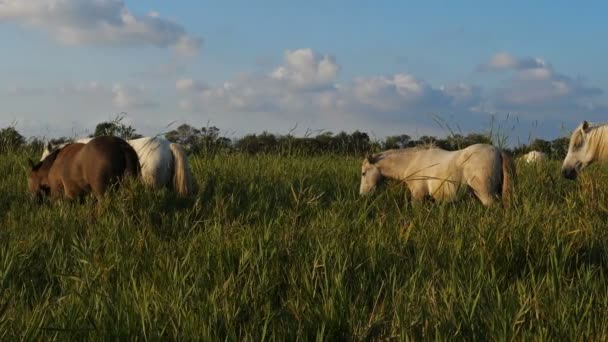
1;150;608;340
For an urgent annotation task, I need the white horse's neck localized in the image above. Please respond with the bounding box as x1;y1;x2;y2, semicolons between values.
587;125;608;162
375;150;420;180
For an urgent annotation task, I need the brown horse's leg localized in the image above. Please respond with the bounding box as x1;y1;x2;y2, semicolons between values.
50;186;63;202
90;177;109;200
63;181;82;201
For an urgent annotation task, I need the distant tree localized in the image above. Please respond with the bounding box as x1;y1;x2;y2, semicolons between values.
551;137;569;159
0;126;25;154
234;132;280;154
350;130;371;154
463;133;492;146
27;137;45;153
49;137;71;146
444;134;466;150
314;132;334;152
529;138;552;155
165;124;232;154
199;126;232;154
92;114;141;140
253;132;278;153
418;135;437;146
165;124;201;150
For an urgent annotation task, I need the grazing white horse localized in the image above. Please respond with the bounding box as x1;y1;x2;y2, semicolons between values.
523;150;548;163
359;144;516;206
42;136;198;196
562;121;608;180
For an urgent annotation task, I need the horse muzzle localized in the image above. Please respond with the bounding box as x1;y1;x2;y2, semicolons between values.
561;167;577;180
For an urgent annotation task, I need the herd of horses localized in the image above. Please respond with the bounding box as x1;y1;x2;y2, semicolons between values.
28;135;197;201
26;120;606;207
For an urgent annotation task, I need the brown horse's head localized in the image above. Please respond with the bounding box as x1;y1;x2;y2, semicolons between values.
27;148;62;201
27;159;50;201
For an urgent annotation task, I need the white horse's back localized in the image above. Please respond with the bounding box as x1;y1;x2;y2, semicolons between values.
523;150;547;163
129;137;173;187
360;143;514;206
409;144;502;202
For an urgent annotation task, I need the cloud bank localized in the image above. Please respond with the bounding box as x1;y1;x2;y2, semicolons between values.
478;52;603;115
0;0;202;56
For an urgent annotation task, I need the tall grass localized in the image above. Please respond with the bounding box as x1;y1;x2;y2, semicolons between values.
1;151;608;339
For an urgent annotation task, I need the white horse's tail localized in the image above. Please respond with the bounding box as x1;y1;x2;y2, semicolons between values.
169;143;198;196
500;150;516;203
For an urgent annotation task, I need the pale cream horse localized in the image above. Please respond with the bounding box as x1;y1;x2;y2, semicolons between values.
42;136;197;196
359;144;516;206
523;150;548;163
562;121;608;179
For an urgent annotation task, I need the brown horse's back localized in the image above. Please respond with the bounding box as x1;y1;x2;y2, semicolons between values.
78;136;141;197
45;143;87;199
37;136;140;200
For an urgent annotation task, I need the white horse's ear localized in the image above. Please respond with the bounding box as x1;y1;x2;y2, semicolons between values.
581;120;590;133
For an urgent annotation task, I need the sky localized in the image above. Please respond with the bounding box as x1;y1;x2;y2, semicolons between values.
0;0;606;144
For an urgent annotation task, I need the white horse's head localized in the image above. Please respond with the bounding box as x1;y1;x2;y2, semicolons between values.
561;121;594;180
359;154;384;195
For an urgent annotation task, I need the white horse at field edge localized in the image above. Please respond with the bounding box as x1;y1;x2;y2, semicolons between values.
41;136;197;196
562;120;608;180
522;150;548;163
359;143;516;206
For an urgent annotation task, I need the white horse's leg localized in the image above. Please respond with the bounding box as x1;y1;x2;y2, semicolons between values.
475;191;496;207
409;182;428;202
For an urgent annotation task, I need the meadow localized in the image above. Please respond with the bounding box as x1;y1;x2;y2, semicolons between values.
1;149;608;340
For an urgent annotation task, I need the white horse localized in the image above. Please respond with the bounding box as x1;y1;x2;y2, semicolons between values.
42;136;198;196
359;144;516;206
522;150;548;163
562;120;608;180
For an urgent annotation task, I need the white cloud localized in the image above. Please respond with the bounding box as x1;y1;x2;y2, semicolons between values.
174;35;203;57
176;78;207;92
0;80;163;137
172;48;608;138
485;52;517;70
49;81;156;110
0;0;202;56
270;48;340;89
3;47;606;140
176;48;479;133
480;52;548;72
112;84;134;109
477;53;604;115
341;74;447;112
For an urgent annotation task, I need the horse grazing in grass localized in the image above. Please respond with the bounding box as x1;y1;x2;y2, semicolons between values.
42;136;197;196
562;121;608;180
359;144;516;206
28;136;140;201
523;150;548;164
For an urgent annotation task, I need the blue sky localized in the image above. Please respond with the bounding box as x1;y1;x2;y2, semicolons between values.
0;1;606;143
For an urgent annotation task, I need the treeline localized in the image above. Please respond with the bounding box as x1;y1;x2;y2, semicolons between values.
0;118;570;159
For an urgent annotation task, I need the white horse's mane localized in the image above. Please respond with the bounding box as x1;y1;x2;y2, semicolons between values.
368;144;439;164
583;121;608;128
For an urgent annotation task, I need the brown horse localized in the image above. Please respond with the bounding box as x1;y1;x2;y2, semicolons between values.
27;136;140;201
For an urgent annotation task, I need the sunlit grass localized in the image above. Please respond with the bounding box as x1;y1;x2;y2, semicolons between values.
1;152;608;339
